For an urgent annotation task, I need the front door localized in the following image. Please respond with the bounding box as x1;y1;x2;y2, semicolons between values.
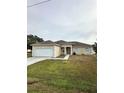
66;47;71;54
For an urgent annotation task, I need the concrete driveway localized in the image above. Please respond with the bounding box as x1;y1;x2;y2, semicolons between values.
27;55;70;66
27;57;49;66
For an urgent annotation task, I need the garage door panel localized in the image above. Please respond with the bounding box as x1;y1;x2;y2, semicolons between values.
33;48;54;57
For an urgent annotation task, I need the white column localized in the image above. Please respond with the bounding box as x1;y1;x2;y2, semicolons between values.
71;46;73;55
64;47;66;55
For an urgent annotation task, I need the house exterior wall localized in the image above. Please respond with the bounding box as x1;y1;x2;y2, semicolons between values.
72;47;84;55
54;46;61;57
72;47;95;55
83;47;95;55
32;44;95;57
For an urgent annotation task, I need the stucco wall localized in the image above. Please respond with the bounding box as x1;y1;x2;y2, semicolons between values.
54;46;61;57
72;47;95;55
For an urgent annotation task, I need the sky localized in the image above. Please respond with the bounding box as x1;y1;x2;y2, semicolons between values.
27;0;96;44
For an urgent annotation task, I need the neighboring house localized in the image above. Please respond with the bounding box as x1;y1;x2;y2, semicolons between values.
31;40;95;57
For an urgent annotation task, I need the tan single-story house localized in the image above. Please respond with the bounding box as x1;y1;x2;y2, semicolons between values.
31;40;95;57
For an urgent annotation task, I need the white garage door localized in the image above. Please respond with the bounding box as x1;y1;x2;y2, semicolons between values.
33;48;54;57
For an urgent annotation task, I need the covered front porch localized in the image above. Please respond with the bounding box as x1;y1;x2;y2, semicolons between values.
60;45;72;55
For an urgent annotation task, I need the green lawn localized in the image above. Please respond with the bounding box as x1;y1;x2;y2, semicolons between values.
27;55;97;93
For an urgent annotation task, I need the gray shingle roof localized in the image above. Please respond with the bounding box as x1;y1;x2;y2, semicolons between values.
31;40;92;47
69;41;92;47
31;40;59;46
55;40;71;45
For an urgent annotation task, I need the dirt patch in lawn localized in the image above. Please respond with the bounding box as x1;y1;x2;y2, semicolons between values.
27;77;40;85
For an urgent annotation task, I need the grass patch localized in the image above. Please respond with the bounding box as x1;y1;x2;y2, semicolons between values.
27;55;97;93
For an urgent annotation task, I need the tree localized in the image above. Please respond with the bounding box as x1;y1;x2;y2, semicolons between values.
92;42;97;54
27;34;44;49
